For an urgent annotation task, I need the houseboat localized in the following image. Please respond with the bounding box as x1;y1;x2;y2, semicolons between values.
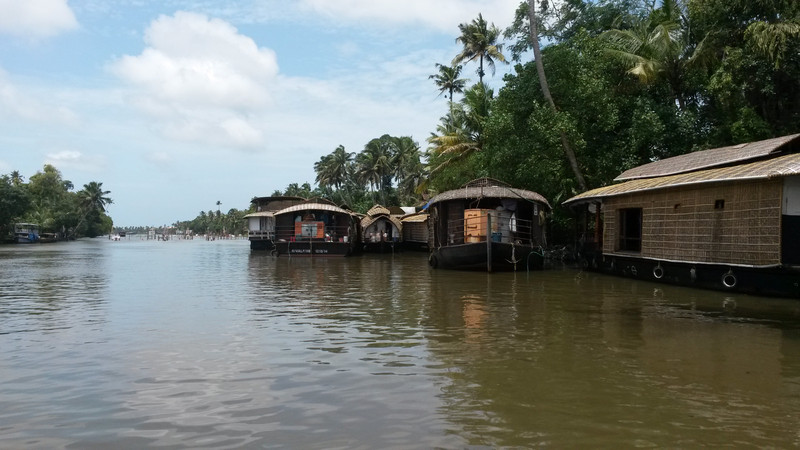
360;205;403;253
426;178;551;271
14;223;40;243
401;211;429;251
564;133;800;297
271;198;361;256
246;196;306;250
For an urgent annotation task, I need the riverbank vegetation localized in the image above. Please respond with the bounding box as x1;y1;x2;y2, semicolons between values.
270;0;800;240
0;165;113;240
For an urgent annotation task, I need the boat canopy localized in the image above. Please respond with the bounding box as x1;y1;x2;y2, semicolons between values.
273;203;354;217
426;178;550;209
243;211;274;218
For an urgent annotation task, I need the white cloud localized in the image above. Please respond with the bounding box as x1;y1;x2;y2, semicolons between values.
298;0;519;32
0;68;79;124
0;0;78;39
110;11;278;149
44;150;106;172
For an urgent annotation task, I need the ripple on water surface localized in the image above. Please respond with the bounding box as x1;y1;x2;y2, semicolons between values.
2;239;800;447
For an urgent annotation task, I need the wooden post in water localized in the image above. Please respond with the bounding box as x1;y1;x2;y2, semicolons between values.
486;213;492;272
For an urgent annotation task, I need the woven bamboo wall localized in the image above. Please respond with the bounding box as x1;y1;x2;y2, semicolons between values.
602;179;783;265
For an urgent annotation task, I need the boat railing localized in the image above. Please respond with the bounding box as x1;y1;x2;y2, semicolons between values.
248;230;274;239
445;215;536;246
274;224;353;243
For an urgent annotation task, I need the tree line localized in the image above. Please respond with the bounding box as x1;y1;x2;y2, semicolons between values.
270;0;798;241
0;165;113;240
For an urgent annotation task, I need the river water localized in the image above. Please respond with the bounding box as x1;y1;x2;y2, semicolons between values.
1;238;800;448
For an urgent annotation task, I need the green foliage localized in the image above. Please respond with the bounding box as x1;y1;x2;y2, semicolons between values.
0;166;113;240
0;175;32;239
246;0;800;245
453;13;508;83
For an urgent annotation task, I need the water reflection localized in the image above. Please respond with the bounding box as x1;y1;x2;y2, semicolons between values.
1;241;800;447
0;241;109;335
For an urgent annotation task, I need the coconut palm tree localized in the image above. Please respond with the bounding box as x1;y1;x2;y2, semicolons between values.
453;13;508;84
600;0;697;110
428;83;493;174
357;136;394;204
79;181;112;214
71;181;112;237
328;145;354;189
429;63;468;110
9;170;24;186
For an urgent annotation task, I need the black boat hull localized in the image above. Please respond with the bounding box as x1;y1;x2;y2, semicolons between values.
430;242;544;272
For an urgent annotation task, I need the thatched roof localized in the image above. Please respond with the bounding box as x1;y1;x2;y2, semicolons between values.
242;211;274;218
565;152;800;205
365;204;391;217
615;134;800;181
401;212;428;223
274;202;354;217
427;178;551;209
361;215;403;230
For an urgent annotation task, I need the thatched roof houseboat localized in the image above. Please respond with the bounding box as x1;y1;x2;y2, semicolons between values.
564;133;800;297
360;204;403;253
271;198;361;256
401;211;429;251
245;196;306;250
426;178;551;272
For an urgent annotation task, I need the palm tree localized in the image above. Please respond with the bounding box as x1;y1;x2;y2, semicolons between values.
79;181;112;213
453;13;508;84
528;0;588;191
10;170;24;186
429;63;468;110
745;20;800;69
314;154;334;188
391;136;424;202
600;0;695;110
71;181;112;237
328;145;354;189
427;83;493;174
357;136;394;204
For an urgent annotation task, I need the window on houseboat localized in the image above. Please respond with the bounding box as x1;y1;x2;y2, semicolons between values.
618;208;642;252
300;223;318;237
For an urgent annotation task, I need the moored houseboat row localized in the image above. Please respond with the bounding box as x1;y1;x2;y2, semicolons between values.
425;178;551;272
247;178;552;271
246;196;361;256
565;133;800;297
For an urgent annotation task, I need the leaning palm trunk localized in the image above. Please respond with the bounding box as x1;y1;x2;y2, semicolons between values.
528;0;588;192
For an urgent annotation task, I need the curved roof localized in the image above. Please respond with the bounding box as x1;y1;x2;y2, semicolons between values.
365;204;391;217
361;215;403;231
243;211;274;218
274;202;354;217
427;178;551;209
615;134;800;181
565;152;800;205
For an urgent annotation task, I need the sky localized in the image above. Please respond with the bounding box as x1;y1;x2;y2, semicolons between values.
0;0;522;227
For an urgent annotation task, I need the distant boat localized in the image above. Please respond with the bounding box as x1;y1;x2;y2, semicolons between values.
360;205;403;253
14;223;40;243
39;232;59;243
400;210;429;251
246;196;310;251
271;199;361;257
426;178;551;272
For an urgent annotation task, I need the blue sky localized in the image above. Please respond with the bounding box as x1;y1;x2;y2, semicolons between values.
0;0;521;226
